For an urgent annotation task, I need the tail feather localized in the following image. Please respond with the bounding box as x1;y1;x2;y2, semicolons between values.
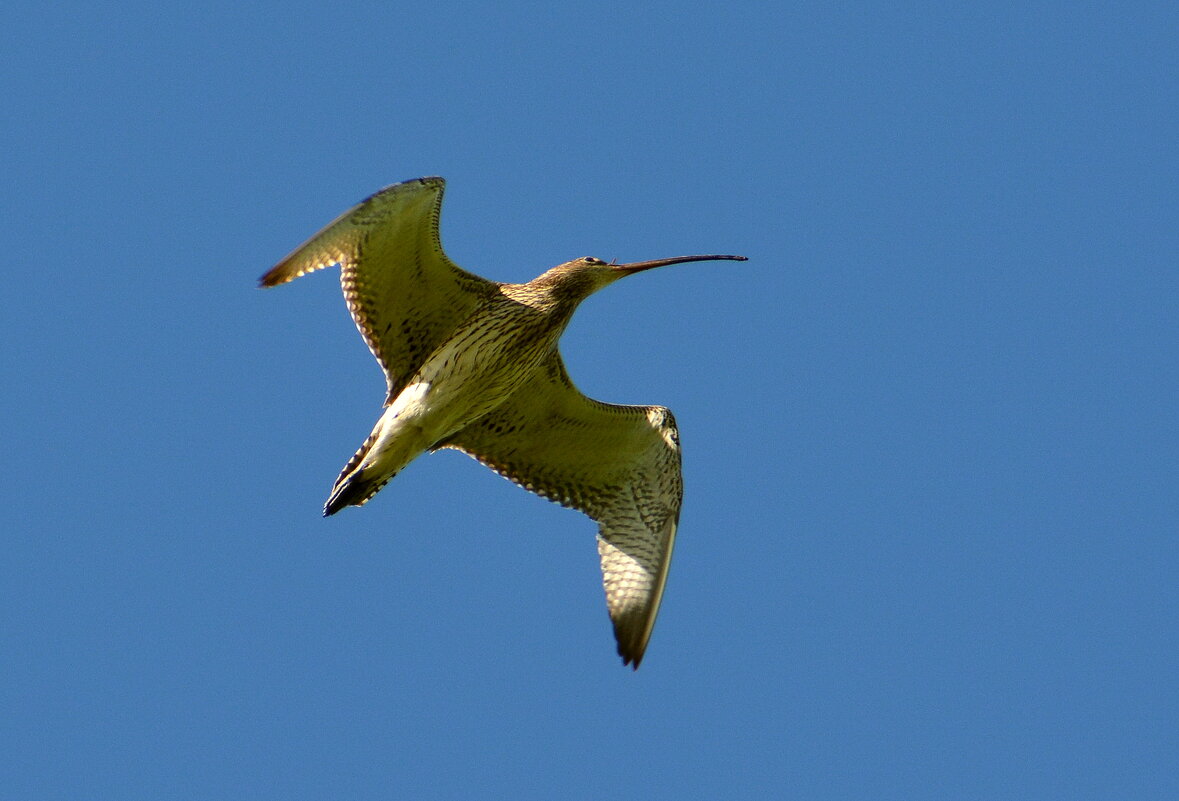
335;426;381;488
323;468;393;516
322;428;391;516
321;410;427;515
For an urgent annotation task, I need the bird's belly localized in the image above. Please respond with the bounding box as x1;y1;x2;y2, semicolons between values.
389;325;552;444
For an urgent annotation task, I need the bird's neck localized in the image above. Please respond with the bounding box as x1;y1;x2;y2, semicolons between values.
500;282;589;323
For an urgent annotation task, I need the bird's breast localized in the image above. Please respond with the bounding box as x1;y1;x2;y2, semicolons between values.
391;308;559;440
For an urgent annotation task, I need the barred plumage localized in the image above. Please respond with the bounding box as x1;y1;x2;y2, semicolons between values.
261;176;745;668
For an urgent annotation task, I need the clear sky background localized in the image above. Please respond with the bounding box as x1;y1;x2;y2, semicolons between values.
3;2;1176;799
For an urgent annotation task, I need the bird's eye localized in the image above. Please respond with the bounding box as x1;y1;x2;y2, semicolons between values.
585;257;604;265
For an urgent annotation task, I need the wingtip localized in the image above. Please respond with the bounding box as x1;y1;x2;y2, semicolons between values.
257;259;299;289
258;176;451;289
617;639;646;670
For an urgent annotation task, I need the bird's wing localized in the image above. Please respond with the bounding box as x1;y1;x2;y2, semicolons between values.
438;352;683;668
260;177;496;403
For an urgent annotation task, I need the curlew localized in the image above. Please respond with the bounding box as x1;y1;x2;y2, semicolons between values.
260;176;745;668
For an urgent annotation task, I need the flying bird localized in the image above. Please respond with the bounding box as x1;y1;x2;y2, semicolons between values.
260;176;745;667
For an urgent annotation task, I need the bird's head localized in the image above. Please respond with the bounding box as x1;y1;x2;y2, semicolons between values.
535;254;748;303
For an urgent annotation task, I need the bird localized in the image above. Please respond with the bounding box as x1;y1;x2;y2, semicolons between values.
260;176;746;668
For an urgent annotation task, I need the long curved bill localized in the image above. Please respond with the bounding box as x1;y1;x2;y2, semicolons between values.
611;254;748;274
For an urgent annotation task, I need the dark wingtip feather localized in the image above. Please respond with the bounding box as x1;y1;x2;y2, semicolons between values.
258;257;301;289
616;631;646;670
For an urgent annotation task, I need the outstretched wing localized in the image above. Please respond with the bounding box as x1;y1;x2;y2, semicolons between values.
260;176;496;403
439;352;683;668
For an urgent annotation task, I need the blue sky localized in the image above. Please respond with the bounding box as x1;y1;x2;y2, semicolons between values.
3;2;1176;798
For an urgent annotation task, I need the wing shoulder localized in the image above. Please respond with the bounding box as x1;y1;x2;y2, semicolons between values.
445;355;682;517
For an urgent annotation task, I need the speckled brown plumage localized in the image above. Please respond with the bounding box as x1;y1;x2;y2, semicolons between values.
260;176;745;668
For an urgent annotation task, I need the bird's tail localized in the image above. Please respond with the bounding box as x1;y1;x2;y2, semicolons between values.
323;465;393;516
322;425;390;516
321;408;431;516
